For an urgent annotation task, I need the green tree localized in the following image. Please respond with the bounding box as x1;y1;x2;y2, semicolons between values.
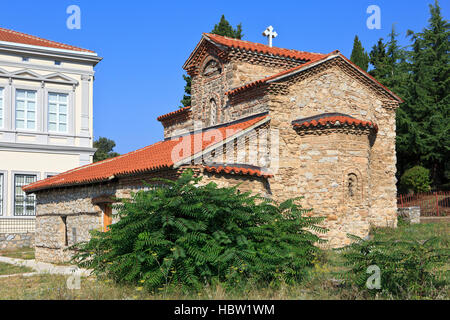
402;0;450;186
211;14;243;39
180;74;191;108
350;35;370;71
180;15;243;108
93;137;120;162
368;26;412;181
72;171;326;292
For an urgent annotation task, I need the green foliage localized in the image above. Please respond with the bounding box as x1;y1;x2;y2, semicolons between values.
93;137;120;162
71;170;327;292
399;165;432;193
338;234;449;298
180;74;191;108
402;0;450;186
211;15;243;39
368;1;449;187
350;35;370;71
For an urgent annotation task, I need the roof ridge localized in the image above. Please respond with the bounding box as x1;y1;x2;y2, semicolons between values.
203;33;326;56
0;26;94;53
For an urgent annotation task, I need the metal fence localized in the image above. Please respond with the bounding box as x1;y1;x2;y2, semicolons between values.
397;191;450;217
0;218;35;233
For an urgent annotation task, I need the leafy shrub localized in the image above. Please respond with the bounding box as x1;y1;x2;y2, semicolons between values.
399;165;432;193
338;235;449;298
72;170;327;292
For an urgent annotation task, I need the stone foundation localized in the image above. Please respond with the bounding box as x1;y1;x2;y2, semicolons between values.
0;232;35;250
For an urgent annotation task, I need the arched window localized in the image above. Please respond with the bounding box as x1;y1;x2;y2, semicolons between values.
210;98;217;126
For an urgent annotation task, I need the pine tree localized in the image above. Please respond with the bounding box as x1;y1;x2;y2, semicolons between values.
402;0;449;186
180;15;243;108
350;35;370;71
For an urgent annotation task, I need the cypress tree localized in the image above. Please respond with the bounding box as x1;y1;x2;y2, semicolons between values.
402;0;449;186
350;35;370;71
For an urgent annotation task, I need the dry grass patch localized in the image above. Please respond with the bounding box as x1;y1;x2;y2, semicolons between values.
0;262;33;276
0;247;35;260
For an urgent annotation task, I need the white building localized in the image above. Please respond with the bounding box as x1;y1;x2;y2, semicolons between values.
0;27;101;233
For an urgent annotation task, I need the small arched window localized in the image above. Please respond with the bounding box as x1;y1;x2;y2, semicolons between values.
210;98;217;126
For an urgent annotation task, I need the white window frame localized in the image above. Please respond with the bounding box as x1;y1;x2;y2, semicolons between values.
15;89;37;131
48;92;69;133
13;174;37;216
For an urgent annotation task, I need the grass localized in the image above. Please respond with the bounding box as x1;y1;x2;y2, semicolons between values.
0;222;447;300
0;262;34;276
0;247;35;260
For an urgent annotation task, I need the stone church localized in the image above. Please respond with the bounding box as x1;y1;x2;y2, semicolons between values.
23;33;402;263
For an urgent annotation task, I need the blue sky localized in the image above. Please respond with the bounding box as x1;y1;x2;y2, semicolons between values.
1;0;448;154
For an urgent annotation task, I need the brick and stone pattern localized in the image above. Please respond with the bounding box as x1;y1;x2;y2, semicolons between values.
161;110;193;139
0;233;35;250
189;48;294;131
263;62;398;246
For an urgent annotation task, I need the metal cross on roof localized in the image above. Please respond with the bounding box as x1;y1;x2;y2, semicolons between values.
262;25;278;47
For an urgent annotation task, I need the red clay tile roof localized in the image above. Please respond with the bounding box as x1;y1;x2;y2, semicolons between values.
0;27;95;53
204;164;273;178
157;106;191;122
204;33;326;61
24;114;269;192
292;114;378;132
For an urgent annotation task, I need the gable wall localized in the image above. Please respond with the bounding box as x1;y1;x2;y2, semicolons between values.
190;48;296;129
265;62;398;246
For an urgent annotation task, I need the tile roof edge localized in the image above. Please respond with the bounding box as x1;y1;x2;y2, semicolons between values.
225;52;337;96
0;26;95;53
225;51;403;103
157;106;191;122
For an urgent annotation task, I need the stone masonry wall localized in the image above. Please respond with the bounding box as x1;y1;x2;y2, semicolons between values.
0;233;35;250
264;63;398;247
162;111;193;139
200;171;271;198
34;169;181;263
278;64;398;229
191;50;290;129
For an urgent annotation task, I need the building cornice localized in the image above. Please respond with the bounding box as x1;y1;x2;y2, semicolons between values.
0;141;96;154
0;41;102;66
